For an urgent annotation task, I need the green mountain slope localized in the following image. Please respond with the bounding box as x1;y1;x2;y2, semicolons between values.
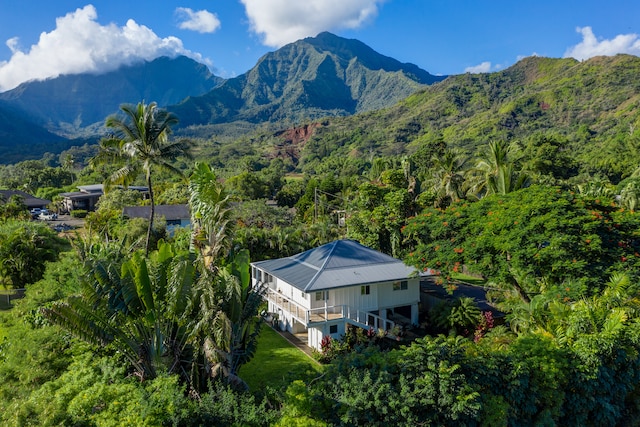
0;101;76;164
0;56;222;137
287;54;640;180
172;32;445;127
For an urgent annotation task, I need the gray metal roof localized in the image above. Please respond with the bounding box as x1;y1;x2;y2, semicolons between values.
122;204;190;221
0;190;50;208
252;239;417;292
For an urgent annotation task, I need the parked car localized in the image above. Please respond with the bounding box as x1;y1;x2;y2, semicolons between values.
30;208;42;219
39;211;58;221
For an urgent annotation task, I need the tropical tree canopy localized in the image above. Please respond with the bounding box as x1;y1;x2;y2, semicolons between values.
403;185;640;301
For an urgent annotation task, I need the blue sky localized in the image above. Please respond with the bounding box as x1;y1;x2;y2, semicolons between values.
0;1;639;92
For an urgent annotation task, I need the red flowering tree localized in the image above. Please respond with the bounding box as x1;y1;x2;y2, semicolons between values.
403;185;640;301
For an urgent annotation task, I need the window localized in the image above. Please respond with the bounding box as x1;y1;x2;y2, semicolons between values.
393;280;408;291
315;291;328;301
329;325;338;334
301;291;306;299
361;285;370;295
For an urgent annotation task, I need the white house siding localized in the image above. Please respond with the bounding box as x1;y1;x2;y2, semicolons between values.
325;285;377;312
377;278;420;324
309;327;321;350
254;270;311;335
310;289;337;310
309;321;346;350
376;278;420;307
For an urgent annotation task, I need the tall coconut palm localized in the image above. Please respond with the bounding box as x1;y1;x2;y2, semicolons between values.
91;101;192;255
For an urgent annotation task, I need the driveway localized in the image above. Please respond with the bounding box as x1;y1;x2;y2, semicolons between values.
39;214;86;232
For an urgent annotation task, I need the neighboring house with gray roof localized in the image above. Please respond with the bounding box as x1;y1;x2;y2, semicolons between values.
122;204;190;234
0;190;50;209
251;239;420;350
60;184;148;212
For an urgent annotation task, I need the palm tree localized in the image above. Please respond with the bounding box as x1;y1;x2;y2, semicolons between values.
188;162;233;271
368;157;390;183
576;179;614;199
620;179;640;211
188;162;266;390
91;101;192;255
429;148;469;207
194;250;266;390
473;140;530;197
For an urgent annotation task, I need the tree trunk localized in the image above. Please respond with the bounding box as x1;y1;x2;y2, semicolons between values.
507;275;531;304
145;174;155;256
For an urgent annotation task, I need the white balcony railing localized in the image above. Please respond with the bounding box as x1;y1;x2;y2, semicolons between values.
264;288;395;332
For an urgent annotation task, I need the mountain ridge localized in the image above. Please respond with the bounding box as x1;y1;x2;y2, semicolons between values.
170;32;445;127
0;56;223;137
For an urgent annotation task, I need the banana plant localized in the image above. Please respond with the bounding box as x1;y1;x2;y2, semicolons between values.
42;242;198;384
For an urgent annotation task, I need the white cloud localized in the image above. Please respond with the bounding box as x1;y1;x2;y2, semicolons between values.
240;0;385;47
465;61;492;74
564;26;640;60
175;7;221;33
0;5;204;92
6;37;20;54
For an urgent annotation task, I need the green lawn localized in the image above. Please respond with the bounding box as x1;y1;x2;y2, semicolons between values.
240;325;324;392
451;272;487;287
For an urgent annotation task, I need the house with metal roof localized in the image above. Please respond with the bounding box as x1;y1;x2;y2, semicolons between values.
0;190;50;210
251;239;420;350
122;204;190;234
60;184;148;213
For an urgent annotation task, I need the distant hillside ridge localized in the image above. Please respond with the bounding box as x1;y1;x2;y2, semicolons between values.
171;32;446;127
0;55;223;138
280;54;640;181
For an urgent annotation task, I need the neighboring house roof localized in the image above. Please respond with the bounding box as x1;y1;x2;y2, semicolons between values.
252;239;417;292
0;190;50;208
59;191;98;200
122;204;190;221
77;184;148;193
61;184;149;200
76;184;105;193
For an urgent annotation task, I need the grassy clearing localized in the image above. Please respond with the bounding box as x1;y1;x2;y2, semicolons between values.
451;272;487;287
240;325;323;392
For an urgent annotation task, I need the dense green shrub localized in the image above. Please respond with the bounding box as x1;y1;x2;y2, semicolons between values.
0;219;67;288
70;209;87;218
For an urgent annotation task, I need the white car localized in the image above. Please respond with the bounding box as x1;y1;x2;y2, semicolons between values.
39;211;58;221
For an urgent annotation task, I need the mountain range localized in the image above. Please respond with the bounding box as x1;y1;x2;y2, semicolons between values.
0;56;223;137
0;32;444;163
1;31;640;180
170;32;444;127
